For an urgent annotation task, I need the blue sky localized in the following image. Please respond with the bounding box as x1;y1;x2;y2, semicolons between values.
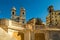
0;0;60;22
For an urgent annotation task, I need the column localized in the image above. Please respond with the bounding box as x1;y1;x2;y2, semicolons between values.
24;30;31;40
45;31;49;40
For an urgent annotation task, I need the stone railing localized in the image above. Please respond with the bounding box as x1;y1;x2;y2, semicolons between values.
8;20;22;27
35;25;45;30
11;21;21;27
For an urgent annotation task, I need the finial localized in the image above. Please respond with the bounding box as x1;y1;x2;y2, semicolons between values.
12;6;16;10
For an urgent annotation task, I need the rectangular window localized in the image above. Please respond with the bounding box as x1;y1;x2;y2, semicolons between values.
58;13;60;15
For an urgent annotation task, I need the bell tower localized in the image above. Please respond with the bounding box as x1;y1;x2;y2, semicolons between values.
20;7;26;25
48;5;54;26
11;7;16;20
48;5;54;13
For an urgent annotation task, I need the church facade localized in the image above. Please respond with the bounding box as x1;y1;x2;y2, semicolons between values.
0;6;60;40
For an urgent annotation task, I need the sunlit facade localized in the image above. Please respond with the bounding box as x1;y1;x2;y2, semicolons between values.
46;5;60;27
0;6;60;40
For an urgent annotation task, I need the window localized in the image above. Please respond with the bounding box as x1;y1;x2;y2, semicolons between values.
52;13;53;15
23;12;24;15
52;33;60;40
12;12;14;15
55;12;56;15
58;13;60;15
23;21;24;23
56;19;57;22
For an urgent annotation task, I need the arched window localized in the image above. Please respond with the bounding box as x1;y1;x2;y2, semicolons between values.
12;12;14;15
23;12;25;15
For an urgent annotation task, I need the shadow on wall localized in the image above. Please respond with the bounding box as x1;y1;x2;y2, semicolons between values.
0;27;16;40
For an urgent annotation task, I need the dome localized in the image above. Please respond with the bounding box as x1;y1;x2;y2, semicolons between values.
27;18;43;25
20;7;25;10
12;6;16;10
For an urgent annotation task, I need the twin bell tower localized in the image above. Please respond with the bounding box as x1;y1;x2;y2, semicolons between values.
11;7;26;25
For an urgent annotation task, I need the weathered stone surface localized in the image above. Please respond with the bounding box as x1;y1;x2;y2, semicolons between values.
0;28;16;40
